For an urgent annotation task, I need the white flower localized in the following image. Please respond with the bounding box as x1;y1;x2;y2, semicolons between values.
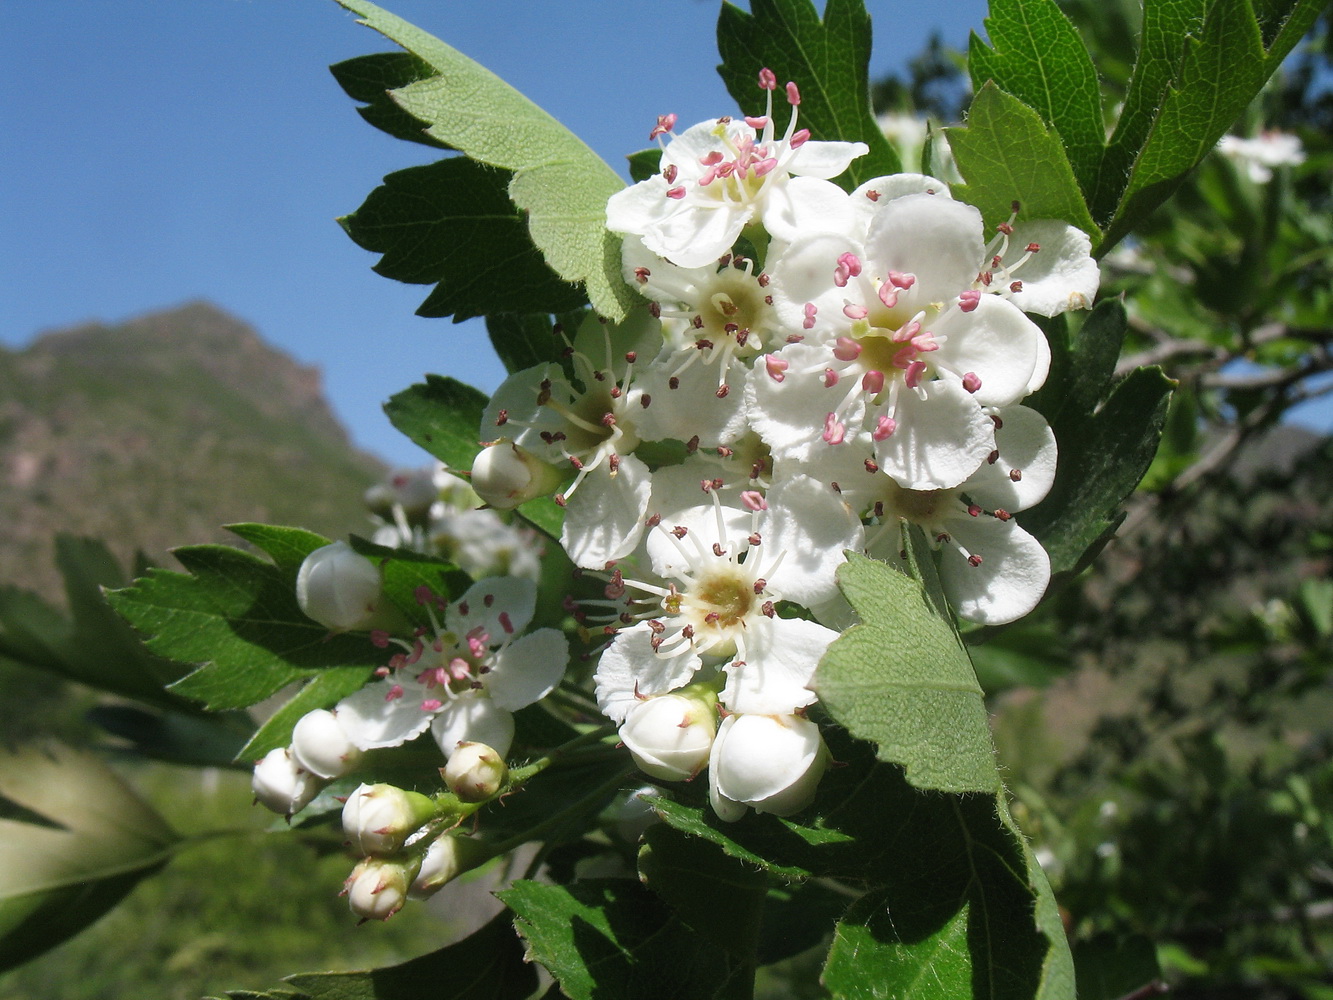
591;475;859;723
607;70;868;268
341;782;436;856
296;541;386;632
1217;131;1306;183
334;576;566;760
481;311;662;567
344;857;418;922
708;713;829;821
852;405;1057;624
251;747;322;818
442;741;509;802
289;708;362;780
618;687;718;781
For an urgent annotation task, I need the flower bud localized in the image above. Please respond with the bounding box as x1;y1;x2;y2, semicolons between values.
342;782;436;855
470;440;563;510
442;742;508;802
289;708;362;780
709;714;829;820
344;856;420;921
252;747;322;817
296;541;384;632
619;689;717;781
409;834;491;899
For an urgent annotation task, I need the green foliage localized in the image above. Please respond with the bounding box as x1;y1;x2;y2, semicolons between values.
334;0;636;320
814;553;999;794
383;374;489;472
229;912;538;1000
339;159;587;321
0;744;178;973
715;0;903;186
948;83;1101;237
328;52;451;149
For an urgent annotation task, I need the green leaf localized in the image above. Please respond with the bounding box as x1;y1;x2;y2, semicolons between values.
237;667;373;761
813;553;999;794
339;158;588;321
226;523;336;574
242;911;538;1000
383;374;488;472
335;0;637;320
1092;0;1325;246
1072;934;1163;1000
0;743;178;973
968;0;1105;198
501;878;754;1000
626;148;661;184
1021;302;1174;580
328;52;452;149
87;705;253;768
948;83;1100;237
715;0;902;187
485;310;586;375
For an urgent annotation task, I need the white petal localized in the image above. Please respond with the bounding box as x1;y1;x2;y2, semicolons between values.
607;175;673;237
1027;324;1052;395
965;406;1057;512
762;475;862;608
431;692;515;760
864;194;985;304
763;176;858;244
645;502;749;581
336;677;437;750
593;624;703;724
1005;220;1100;317
711;713;822;806
768;232;863;336
940;516;1050;625
786;139;869;179
849;173;953;231
482;365;566;453
931;295;1040;407
632;348;749;446
448;576;537;642
746;343;866;464
874;380;993;490
647;201;749;270
484;628;568;711
560;455;652;568
720;616;836;715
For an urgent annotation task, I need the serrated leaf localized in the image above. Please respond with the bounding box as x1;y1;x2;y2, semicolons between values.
1092;0;1324;245
246;912;537;1000
87;705;253;768
0;743;178;972
500;878;753;1000
329;51;452;149
948;83;1100;237
716;0;901;186
383;374;488;472
813;553;999;794
968;0;1105;198
340;158;587;321
226;523;336;574
485;311;586;375
335;0;636;320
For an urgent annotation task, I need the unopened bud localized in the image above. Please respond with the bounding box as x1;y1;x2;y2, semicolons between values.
290;708;362;780
342;782;436;856
470;439;563;510
409;834;492;899
252;747;322;817
296;541;384;632
442;742;508;802
709;713;829;821
344;856;419;921
620;686;718;782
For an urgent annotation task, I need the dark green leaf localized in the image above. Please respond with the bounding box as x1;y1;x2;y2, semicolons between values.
813;553;999;794
948;83;1100;237
249;911;538;1000
227;523;336;574
968;0;1105;198
485;311;586;375
715;0;902;187
1072;934;1163;1000
383;374;488;471
328;52;452;149
87;705;253;768
501;878;754;1000
626;148;661;184
335;0;637;320
340;158;587;321
237;667;374;761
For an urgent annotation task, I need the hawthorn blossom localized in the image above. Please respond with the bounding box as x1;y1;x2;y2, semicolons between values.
606;69;868;268
709;713;829;821
335;576;566;760
591;474;860;725
750;184;1094;490
480;311;661;567
1217;130;1306;183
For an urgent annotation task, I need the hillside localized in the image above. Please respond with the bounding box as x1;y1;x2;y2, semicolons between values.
0;301;386;600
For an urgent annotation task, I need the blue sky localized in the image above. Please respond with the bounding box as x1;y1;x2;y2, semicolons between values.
2;0;993;466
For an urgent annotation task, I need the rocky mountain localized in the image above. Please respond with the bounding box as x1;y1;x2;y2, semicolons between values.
0;301;386;600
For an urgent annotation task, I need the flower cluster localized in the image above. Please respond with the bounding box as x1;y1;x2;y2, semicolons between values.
471;70;1098;819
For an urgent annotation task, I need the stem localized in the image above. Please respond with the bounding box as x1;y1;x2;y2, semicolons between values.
507;723;618;786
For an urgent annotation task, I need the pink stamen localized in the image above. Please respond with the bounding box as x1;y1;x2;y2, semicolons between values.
744;115;768;129
904;361;928;389
878;283;899;308
498;611;514;634
833;337;862;361
741;490;768;512
861;370;885;394
385;684;404;702
765;356;789;383
370;630;391;648
822;368;840;388
803;302;818;330
649;113;677;140
833;252;862;287
758;68;777;91
822;413;846;445
666;186;687;200
843;302;869;320
962;372;982;393
959;289;982;312
873;416;897;441
421;699;443;712
790;128;810;147
786;81;801;105
888;270;916;289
